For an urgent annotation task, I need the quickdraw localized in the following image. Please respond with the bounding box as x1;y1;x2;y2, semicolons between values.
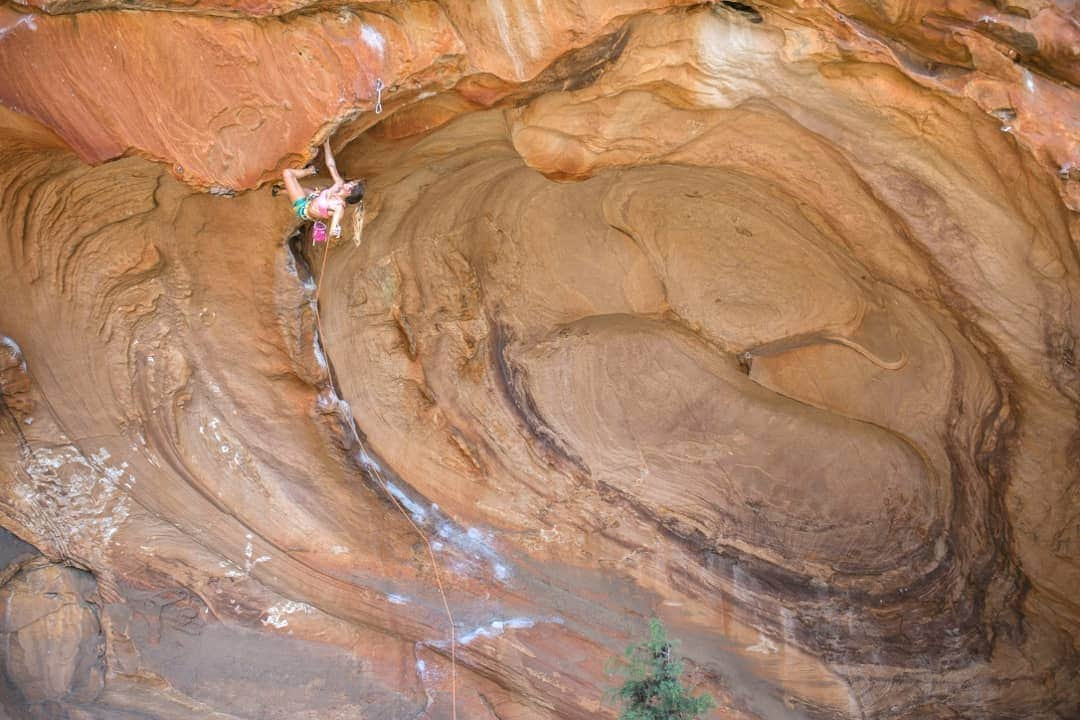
374;78;384;114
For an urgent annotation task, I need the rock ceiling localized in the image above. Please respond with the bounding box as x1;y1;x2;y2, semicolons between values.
0;1;1077;718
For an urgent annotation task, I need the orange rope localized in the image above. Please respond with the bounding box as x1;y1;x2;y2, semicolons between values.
311;236;457;719
378;476;458;719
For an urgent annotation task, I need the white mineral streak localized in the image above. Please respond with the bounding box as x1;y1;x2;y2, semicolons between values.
17;446;132;551
262;600;315;629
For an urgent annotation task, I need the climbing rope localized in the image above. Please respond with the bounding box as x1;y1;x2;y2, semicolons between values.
373;466;458;720
311;234;457;720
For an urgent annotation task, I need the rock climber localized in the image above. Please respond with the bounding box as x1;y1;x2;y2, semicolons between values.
280;140;365;244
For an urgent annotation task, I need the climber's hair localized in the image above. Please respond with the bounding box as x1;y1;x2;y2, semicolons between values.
351;203;365;247
346;181;365;205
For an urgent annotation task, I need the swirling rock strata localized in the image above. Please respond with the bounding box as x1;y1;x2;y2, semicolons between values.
0;2;1078;719
0;2;1076;204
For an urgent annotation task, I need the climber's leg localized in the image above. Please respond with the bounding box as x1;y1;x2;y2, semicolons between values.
282;166;315;203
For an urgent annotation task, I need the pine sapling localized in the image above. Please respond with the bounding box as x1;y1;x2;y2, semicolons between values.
611;618;714;720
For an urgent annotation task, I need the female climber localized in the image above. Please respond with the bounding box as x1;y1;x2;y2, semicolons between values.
281;140;365;244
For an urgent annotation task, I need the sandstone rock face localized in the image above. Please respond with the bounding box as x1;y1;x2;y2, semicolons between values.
0;2;1078;719
0;563;104;714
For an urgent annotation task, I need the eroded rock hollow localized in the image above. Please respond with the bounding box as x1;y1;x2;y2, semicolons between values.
0;1;1078;718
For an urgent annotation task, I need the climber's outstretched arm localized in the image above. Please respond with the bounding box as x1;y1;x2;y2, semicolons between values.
323;140;344;187
329;204;345;239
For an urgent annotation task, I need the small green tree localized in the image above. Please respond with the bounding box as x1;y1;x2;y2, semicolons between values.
610;618;715;720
